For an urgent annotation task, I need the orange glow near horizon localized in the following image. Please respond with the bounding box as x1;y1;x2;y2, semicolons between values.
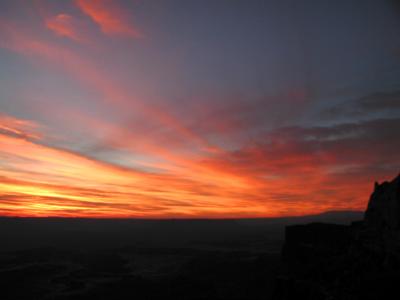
0;119;373;218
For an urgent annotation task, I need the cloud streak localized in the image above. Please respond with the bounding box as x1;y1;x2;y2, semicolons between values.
45;13;87;43
75;0;142;38
0;113;42;140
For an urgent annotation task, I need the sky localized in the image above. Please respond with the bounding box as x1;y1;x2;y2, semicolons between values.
0;0;400;218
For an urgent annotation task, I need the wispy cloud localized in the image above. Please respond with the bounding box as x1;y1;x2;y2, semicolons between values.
0;18;211;152
322;91;400;120
45;13;87;43
75;0;142;38
0;113;42;140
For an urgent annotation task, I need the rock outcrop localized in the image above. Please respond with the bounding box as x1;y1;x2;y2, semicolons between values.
365;175;400;231
363;175;400;263
274;173;400;300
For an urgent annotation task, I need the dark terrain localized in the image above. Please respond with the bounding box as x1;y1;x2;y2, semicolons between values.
0;212;362;299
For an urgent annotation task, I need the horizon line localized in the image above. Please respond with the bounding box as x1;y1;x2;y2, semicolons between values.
0;209;364;221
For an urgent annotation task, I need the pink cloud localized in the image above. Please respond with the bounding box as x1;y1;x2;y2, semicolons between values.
45;13;87;43
75;0;142;38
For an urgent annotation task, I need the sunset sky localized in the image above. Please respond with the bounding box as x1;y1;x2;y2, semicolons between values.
0;0;400;218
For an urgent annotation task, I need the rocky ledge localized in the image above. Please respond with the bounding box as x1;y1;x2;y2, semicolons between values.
273;173;400;300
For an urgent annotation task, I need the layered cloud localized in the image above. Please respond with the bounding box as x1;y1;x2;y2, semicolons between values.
0;113;266;218
1;110;396;218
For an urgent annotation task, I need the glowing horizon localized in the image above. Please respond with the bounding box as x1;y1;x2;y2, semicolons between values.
0;0;399;218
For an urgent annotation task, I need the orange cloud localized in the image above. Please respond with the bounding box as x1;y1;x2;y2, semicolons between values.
0;112;394;218
75;0;142;38
0;114;268;218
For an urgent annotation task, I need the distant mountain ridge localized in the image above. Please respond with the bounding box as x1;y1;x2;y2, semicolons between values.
0;210;363;252
0;210;364;223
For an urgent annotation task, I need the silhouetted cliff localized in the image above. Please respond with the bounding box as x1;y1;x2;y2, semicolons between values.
274;173;400;300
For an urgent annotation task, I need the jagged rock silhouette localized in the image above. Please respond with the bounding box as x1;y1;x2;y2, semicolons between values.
365;175;400;230
274;173;400;300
